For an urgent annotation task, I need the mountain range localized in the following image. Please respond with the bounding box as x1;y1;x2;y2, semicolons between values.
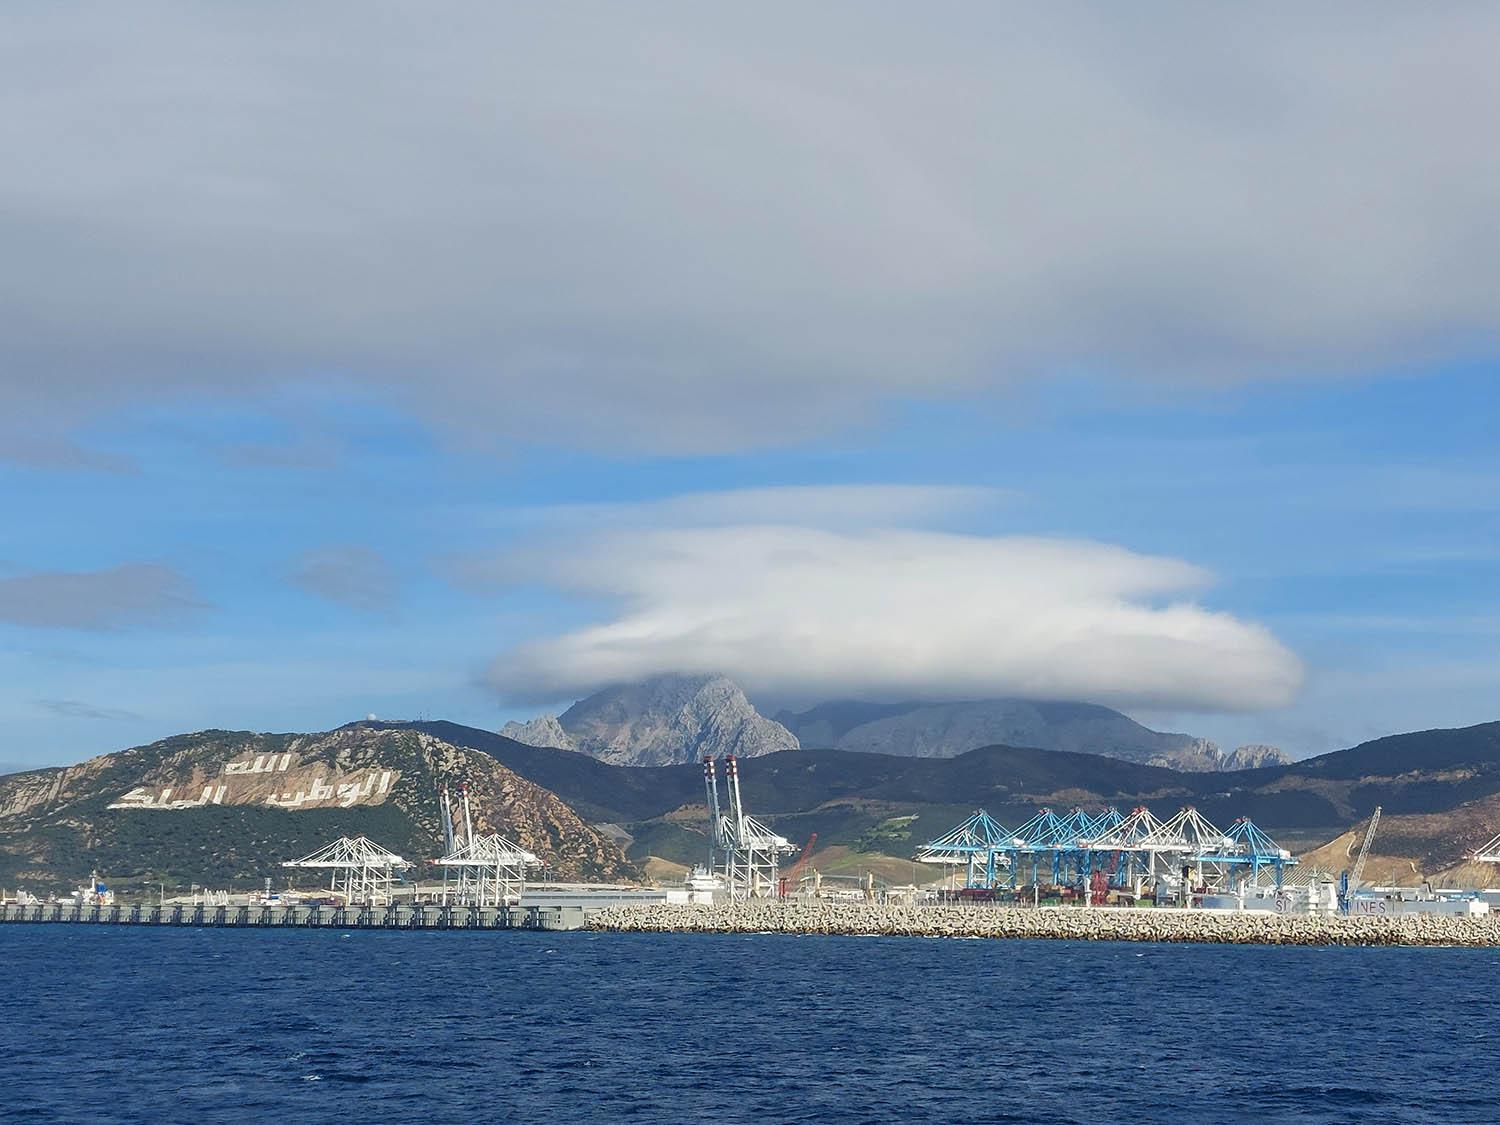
501;674;797;767
775;698;1287;770
4;715;1499;894
432;717;1500;888
500;673;1288;772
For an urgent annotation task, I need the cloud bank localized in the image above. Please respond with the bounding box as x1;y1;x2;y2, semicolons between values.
483;494;1303;711
286;545;397;613
4;6;1500;455
33;698;142;722
0;565;203;630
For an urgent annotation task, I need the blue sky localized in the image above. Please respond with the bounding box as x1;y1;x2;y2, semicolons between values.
3;7;1499;768
4;366;1495;768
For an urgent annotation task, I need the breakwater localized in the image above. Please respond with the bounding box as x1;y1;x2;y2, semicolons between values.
586;900;1500;947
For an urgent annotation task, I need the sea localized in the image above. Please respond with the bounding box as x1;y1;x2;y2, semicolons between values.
2;927;1497;1124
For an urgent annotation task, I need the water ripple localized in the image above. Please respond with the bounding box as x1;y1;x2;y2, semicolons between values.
0;928;1494;1123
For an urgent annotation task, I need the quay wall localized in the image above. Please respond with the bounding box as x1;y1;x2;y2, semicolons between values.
0;901;585;931
585;900;1500;947
15;899;1500;946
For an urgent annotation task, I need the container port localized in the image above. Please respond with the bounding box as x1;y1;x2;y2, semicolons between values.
7;757;1500;942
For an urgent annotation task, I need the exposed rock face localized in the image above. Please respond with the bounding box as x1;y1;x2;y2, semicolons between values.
778;698;1229;770
1154;737;1226;773
0;724;640;891
1223;744;1292;770
506;674;800;767
507;680;1274;772
499;714;575;751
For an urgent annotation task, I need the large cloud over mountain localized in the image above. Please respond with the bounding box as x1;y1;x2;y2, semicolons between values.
483;512;1303;712
4;6;1500;458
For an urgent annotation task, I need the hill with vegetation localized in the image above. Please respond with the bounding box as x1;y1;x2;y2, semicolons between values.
0;724;639;894
6;718;1498;894
405;718;1500;885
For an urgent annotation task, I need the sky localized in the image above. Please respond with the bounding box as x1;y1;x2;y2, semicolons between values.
2;5;1498;769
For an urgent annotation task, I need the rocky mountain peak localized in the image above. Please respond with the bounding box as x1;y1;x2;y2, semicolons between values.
1223;743;1292;770
1143;737;1225;772
499;714;574;751
502;676;1289;773
501;673;800;767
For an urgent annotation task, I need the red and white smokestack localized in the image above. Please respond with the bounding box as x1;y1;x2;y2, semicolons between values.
726;754;738;779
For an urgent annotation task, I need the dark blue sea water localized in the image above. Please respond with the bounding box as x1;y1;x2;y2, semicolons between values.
2;928;1497;1124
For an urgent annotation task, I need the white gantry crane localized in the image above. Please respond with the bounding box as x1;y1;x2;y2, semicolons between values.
704;755;795;900
1471;821;1500;865
916;809;1011;890
434;781;540;908
1132;807;1233;905
1083;805;1174;898
283;835;412;906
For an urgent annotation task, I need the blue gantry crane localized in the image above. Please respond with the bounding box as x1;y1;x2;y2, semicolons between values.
918;803;1303;901
915;809;1011;889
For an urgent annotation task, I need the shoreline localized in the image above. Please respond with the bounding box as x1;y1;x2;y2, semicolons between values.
585;901;1500;947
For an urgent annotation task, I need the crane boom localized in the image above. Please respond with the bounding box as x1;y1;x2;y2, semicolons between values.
703;757;722;871
1350;805;1382;890
779;833;817;898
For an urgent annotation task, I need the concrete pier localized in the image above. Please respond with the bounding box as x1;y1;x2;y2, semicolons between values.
0;900;587;931
15;898;1500;946
586;900;1500;947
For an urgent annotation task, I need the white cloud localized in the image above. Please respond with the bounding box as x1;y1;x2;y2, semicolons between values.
461;484;1013;537
620;484;1014;528
0;565;203;630
3;6;1500;455
485;520;1303;712
286;545;397;613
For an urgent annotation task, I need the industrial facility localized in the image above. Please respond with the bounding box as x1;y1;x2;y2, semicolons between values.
434;782;539;908
283;835;412;906
916;803;1297;905
700;754;797;899
269;778;543;910
910;801;1500;919
10;755;1500;931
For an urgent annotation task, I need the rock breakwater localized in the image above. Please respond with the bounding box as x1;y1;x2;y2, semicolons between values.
587;901;1500;947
